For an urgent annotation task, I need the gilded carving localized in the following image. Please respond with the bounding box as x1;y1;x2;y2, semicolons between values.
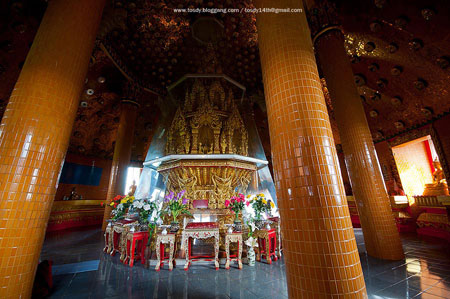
224;105;248;156
212;173;233;209
166;107;189;154
158;159;256;210
165;79;249;156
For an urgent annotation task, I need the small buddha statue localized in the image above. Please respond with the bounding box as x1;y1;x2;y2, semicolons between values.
128;180;137;196
68;187;81;200
423;160;449;196
432;160;445;184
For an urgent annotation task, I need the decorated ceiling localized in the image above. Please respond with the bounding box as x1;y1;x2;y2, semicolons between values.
0;0;448;163
338;0;450;140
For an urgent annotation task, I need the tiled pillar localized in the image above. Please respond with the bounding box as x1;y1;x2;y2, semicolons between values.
314;28;404;260
101;100;138;230
0;0;105;297
255;0;367;297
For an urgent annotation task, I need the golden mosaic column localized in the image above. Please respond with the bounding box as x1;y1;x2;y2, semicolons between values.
314;28;404;260
0;0;105;297
255;0;367;297
102;100;138;231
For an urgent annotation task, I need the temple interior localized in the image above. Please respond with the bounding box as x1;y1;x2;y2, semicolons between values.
0;0;449;298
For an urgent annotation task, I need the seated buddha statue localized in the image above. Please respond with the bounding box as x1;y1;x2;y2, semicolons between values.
68;187;81;200
128;180;137;196
423;160;449;196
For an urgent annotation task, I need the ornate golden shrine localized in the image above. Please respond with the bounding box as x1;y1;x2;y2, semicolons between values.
165;79;248;156
159;79;255;211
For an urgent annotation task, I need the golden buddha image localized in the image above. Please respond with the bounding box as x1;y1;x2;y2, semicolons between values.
423;159;449;196
128;180;137;196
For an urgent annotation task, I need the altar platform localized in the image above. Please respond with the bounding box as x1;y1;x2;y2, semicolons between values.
47;200;104;232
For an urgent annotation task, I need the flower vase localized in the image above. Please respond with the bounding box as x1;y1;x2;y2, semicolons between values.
170;221;179;233
255;218;264;229
233;213;242;232
138;223;149;232
247;246;256;266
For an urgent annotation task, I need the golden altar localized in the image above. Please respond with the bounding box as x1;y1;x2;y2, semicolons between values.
143;78;269;232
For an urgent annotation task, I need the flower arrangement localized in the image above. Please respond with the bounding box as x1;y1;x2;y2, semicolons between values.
245;217;257;237
244;234;258;267
131;198;158;225
265;198;275;217
106;195;135;221
244;236;258;248
225;193;250;222
163;190;192;223
248;193;274;220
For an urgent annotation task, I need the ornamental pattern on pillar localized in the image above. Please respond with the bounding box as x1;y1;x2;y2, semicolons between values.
310;1;404;260
255;0;367;297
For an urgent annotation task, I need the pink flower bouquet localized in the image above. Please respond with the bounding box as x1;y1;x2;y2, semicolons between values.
225;193;250;222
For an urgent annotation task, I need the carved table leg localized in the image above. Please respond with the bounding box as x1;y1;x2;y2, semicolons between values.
238;239;243;270
120;233;127;262
256;237;261;262
277;225;282;258
124;238;130;265
266;235;271;264
173;238;177;269
110;232;117;256
155;238;161;271
273;234;278;261
225;236;230;270
103;231;109;253
108;228;114;254
129;239;136;267
184;236;190;271
214;234;219;270
107;236;111;254
169;240;174;271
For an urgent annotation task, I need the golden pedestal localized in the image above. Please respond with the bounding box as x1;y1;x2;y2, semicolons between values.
423;183;449;196
158;157;257;210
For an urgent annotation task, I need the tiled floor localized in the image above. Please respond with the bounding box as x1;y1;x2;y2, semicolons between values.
40;227;450;298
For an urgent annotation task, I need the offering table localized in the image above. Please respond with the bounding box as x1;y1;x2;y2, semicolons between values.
255;228;277;264
155;233;176;271
182;222;220;270
225;232;243;270
124;230;149;267
108;219;137;261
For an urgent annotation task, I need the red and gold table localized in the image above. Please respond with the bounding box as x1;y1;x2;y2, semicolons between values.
255;228;277;264
268;216;282;258
124;230;149;267
155;233;176;271
225;232;243;270
182;222;220;270
108;220;137;262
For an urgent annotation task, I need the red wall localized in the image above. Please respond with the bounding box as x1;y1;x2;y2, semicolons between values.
55;153;112;201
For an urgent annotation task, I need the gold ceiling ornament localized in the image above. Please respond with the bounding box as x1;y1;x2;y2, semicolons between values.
165;79;248;156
